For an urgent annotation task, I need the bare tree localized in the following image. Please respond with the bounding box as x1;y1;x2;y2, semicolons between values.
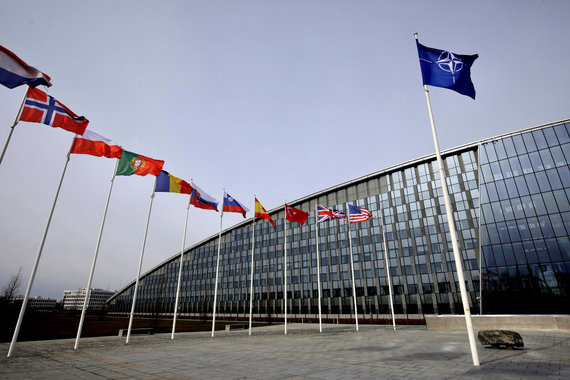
2;267;22;300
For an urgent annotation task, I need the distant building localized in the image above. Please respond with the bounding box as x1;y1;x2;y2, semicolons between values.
62;288;115;311
27;296;57;310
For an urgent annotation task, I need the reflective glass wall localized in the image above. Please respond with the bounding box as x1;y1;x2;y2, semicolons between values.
479;122;570;313
108;120;570;317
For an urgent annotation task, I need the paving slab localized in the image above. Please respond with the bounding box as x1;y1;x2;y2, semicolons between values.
1;324;568;379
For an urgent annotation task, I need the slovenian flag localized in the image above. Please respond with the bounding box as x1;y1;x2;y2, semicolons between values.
222;191;249;218
0;45;52;89
190;181;218;211
70;130;122;159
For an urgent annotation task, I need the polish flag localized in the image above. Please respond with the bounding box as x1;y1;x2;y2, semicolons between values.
70;130;122;159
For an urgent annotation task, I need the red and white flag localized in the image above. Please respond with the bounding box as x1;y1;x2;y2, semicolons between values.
19;87;88;135
285;204;309;225
71;130;122;158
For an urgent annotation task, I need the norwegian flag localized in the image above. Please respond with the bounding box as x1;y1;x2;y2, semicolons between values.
18;87;88;135
317;204;346;223
348;204;372;223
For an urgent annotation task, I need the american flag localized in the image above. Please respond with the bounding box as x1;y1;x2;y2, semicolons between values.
317;204;346;223
348;204;372;223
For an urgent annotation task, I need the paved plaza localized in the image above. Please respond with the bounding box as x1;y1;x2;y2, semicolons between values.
1;324;568;379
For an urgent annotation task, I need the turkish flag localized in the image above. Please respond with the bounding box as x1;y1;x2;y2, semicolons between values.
285;204;309;225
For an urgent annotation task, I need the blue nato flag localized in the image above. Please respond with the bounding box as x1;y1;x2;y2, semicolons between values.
416;40;478;99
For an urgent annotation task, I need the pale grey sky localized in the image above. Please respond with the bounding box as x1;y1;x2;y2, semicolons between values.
1;0;569;299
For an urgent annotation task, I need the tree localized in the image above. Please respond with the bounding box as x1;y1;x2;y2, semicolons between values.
2;267;22;301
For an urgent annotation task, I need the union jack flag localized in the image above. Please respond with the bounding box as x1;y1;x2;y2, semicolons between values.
317;204;346;223
348;204;372;223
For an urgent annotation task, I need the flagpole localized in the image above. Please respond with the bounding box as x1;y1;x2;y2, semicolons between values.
283;202;288;335
126;177;157;344
74;160;119;350
0;89;27;167
346;205;359;332
417;30;479;367
7;140;73;357
172;190;192;340
380;212;396;330
315;203;322;333
248;206;256;336
211;189;225;338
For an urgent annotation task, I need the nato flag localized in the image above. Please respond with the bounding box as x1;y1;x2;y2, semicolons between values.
416;41;478;99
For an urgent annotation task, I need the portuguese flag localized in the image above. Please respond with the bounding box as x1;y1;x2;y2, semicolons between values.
116;150;164;177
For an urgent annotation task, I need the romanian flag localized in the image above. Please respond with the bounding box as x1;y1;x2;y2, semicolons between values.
255;197;275;229
155;170;192;194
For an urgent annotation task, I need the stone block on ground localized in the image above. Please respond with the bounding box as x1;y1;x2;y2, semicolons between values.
477;329;524;348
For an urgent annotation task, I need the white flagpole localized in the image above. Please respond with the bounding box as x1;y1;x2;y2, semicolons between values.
172;190;192;339
8;141;73;357
248;206;256;336
74;160;119;350
380;212;396;330
283;202;288;335
315;203;322;332
126;177;158;344
211;189;225;337
346;205;359;331
0;90;27;167
416;31;479;367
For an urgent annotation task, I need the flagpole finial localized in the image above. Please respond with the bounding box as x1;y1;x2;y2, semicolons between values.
414;32;418;40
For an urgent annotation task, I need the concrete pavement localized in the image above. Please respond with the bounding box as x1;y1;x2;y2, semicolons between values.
1;324;568;379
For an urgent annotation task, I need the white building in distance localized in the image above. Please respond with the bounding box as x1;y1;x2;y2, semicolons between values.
62;288;115;311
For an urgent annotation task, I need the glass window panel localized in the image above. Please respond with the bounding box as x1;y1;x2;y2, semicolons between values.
518;154;533;174
524;174;540;194
553;124;570;144
539;150;555;170
502;137;517;157
531;193;548;215
494;140;507;160
529;151;544;171
505;178;519;198
562;143;570;164
514;176;529;196
490;162;503;180
538;215;555;238
512;134;527;155
522;132;538;152
543;127;559;146
547;191;567;213
485;183;499;202
491;201;505;222
506;220;521;242
480;164;494;183
500;160;513;178
546;168;563;190
550;146;566;167
532;130;548;150
484;144;498;162
495;180;509;200
554;190;570;213
535;171;552;192
557;166;570;188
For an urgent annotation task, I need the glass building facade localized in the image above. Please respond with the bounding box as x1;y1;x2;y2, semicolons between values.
107;120;570;318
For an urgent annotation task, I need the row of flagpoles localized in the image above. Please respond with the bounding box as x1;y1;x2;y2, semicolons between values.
1;33;480;365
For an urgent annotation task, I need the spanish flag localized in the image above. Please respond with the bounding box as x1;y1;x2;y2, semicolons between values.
255;197;275;229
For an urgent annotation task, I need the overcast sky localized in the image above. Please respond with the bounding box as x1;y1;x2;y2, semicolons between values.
1;0;569;300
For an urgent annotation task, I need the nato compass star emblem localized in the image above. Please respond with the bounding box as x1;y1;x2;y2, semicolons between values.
436;51;464;83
